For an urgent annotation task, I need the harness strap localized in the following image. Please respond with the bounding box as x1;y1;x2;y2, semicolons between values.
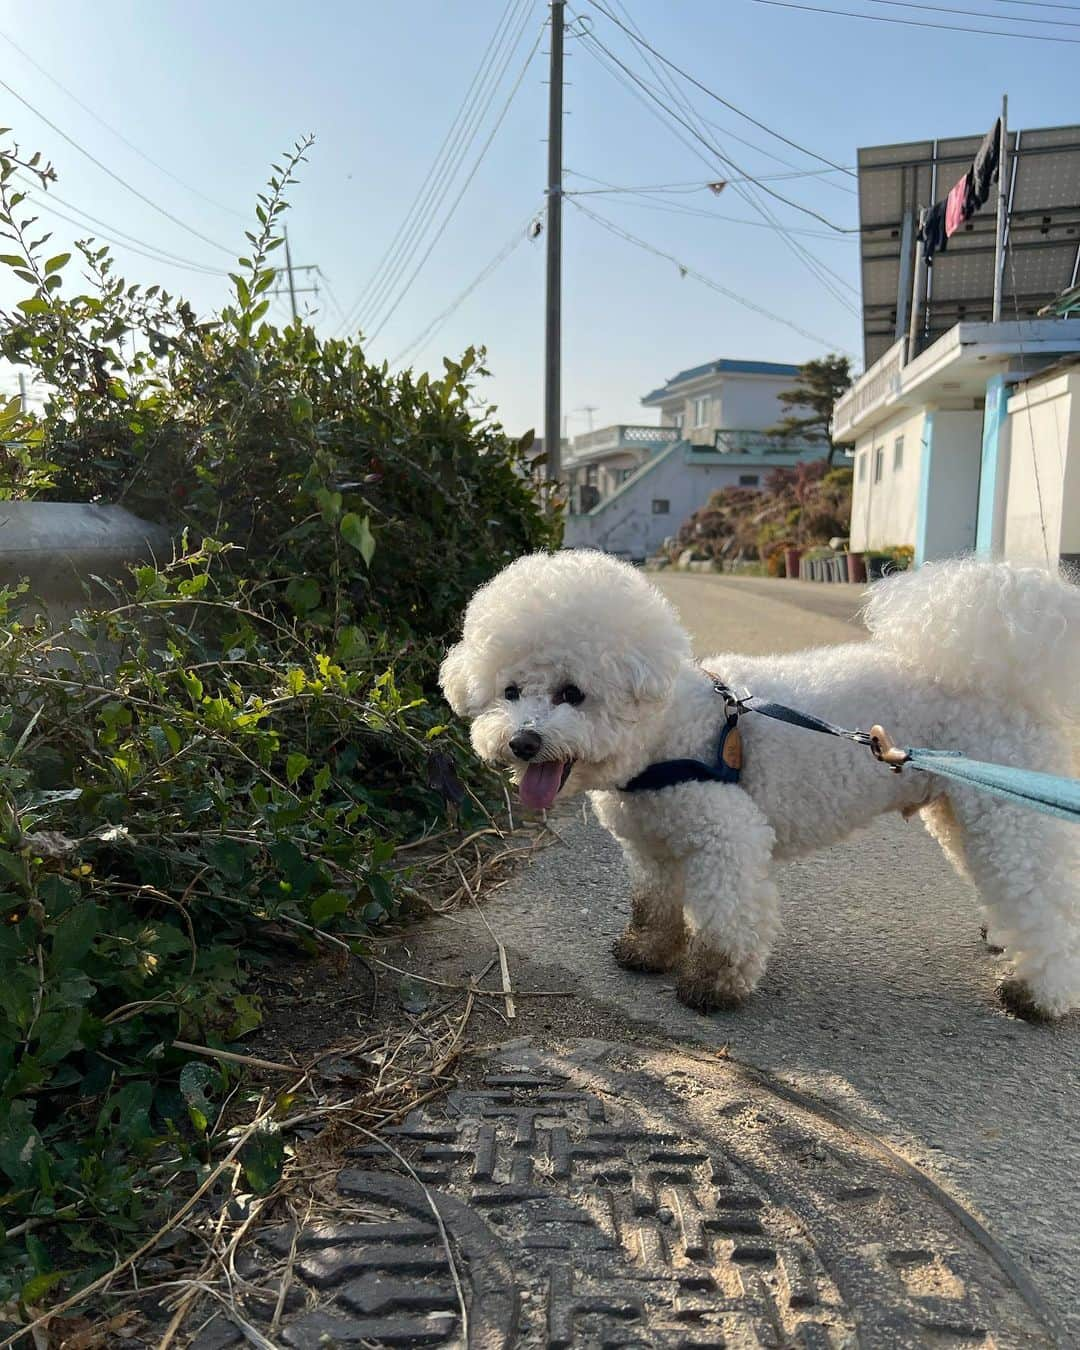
621;710;741;794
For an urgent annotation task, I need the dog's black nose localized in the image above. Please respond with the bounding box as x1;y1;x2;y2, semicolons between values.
509;730;543;761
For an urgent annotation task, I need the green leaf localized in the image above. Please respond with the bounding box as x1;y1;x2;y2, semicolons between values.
44;253;71;275
205;837;250;884
284;576;320;615
285;752;310;785
340;512;375;566
0;848;26;886
309;890;349;923
16;297;48;316
241;1125;284;1195
19;1270;67;1306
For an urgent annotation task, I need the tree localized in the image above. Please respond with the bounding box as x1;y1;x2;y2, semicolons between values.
768;353;854;466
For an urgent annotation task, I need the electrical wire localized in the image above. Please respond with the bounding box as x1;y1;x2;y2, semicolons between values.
750;0;1080;41
20;187;232;276
574;24;856;233
360;0;537;337
565;165;856;192
586;0;856;175
0;29;249;219
337;0;530;335
15;174;230;274
365;19;544;344
862;0;1080;27
571;19;859;311
390;208;540;367
0;75;237;253
566;180;857;238
569;196;852;350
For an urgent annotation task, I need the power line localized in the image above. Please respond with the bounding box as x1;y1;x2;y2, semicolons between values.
565;165;856;192
21;186;232;276
0;75;237;254
750;0;1080;40
574;24;856;233
390;208;540;367
338;0;531;335
0;30;249;219
565;179;856;237
361;1;537;337
570;20;859;310
16;175;230;274
585;0;856;175
366;18;545;344
862;0;1080;26
569;197;852;351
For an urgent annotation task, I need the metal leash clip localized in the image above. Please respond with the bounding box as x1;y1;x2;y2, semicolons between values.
869;724;910;773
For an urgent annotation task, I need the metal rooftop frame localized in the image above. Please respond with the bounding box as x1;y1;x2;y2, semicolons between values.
857;122;1080;368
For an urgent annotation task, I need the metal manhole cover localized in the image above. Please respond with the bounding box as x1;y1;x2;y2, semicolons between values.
261;1039;1060;1349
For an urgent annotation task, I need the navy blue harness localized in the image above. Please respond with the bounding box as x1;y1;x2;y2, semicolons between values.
621;678;743;794
619;674;875;795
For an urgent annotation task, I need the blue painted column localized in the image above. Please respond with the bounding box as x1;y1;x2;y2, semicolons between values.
975;374;1010;559
915;413;935;567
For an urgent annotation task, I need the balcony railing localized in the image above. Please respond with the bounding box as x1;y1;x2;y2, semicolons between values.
832;339;905;438
707;429;827;455
569;423;679;454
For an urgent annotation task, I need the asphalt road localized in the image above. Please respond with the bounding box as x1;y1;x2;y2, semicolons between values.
416;572;1080;1339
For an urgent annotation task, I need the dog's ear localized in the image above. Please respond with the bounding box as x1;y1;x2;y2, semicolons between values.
438;641;475;717
620;646;682;704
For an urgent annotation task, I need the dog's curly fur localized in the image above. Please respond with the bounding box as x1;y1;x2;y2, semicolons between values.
440;551;1080;1020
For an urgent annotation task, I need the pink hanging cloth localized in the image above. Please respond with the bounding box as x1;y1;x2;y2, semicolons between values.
946;171;972;238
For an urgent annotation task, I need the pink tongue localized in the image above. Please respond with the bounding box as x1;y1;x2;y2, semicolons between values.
519;761;566;811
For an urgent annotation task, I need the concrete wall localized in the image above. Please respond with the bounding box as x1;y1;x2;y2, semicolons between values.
849;406;926;552
1004;372;1080;564
0;502;170;628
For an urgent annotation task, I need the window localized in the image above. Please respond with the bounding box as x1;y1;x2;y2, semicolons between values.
692;396;710;428
652;499;670;515
738;473;760;486
671;413;684;431
585;465;598;486
893;436;904;471
873;446;884;484
857;451;867;482
619;467;634;483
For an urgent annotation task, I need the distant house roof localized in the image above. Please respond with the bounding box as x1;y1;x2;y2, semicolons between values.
642;358;801;405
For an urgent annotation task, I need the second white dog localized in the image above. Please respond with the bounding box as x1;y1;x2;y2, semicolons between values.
439;550;1080;1020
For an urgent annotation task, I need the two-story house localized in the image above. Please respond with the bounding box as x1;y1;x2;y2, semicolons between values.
562;356;828;560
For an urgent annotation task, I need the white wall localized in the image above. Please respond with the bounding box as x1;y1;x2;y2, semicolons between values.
654;373;799;446
564;450;784;561
849;407;925;552
1004;373;1080;564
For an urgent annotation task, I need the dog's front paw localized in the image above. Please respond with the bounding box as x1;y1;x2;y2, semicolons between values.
612;923;684;974
674;942;760;1014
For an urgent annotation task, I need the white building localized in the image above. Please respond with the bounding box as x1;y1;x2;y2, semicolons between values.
837;123;1080;570
641;357;805;445
563;357;826;560
837;322;1080;568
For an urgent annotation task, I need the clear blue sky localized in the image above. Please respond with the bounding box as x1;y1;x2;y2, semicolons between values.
1;0;1077;435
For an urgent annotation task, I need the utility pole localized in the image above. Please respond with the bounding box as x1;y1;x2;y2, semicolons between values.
284;229;299;322
544;0;565;486
271;232;319;320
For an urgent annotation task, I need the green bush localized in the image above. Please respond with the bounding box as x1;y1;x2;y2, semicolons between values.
0;134;556;1304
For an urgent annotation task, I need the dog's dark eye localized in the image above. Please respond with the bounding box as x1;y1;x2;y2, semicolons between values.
554;683;585;707
504;684;520;702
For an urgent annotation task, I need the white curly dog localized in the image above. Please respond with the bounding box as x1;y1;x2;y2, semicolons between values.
440;550;1080;1021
